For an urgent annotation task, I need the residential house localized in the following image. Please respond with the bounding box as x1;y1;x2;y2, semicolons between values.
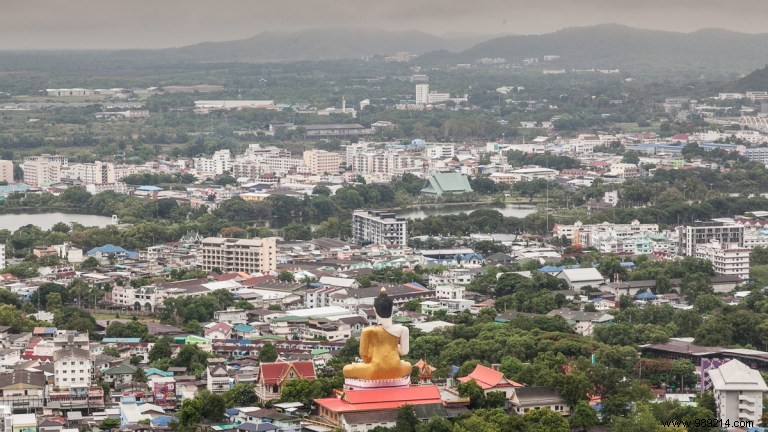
555;268;605;290
457;364;522;398
510;387;570;416
254;361;315;403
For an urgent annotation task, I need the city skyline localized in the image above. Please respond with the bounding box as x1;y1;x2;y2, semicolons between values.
2;0;768;50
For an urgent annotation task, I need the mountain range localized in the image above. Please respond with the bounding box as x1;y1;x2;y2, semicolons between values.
153;24;768;78
157;28;488;62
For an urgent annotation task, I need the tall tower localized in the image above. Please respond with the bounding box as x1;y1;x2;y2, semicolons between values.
342;95;346;112
415;84;429;104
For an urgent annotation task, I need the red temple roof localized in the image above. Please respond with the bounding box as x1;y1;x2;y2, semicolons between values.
315;386;442;413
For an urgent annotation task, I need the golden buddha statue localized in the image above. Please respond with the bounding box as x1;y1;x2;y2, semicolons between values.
343;288;413;381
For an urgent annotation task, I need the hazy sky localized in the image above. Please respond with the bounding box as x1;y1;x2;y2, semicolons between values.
2;0;767;49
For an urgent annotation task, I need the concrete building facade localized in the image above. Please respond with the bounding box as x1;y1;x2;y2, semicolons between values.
200;237;277;274
352;210;407;246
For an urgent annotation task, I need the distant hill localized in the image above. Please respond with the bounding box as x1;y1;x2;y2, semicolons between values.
160;28;487;62
419;24;768;78
735;65;768;91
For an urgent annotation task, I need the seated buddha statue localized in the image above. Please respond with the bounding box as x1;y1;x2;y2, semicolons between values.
343;288;413;381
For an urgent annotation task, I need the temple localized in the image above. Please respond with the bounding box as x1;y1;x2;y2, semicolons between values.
312;290;456;430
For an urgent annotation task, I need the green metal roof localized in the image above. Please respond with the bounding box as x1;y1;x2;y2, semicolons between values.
421;172;473;196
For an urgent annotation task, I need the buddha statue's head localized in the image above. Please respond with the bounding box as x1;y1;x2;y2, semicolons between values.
374;287;393;319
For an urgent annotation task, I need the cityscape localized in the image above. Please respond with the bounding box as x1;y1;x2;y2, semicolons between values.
3;2;768;432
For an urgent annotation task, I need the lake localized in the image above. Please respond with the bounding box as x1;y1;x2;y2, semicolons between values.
396;203;537;220
0;212;115;232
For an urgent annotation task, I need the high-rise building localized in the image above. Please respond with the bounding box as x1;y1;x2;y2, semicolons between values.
352;210;407;246
695;241;750;280
415;84;430;105
678;221;744;256
22;154;67;187
0;244;5;271
0;160;13;184
200;237;277;274
303;150;343;175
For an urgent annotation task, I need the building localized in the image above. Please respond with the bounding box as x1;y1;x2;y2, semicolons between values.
457;364;522;398
352;210;407;247
708;359;767;425
254;361;315;403
415;84;430;105
207;364;230;394
510;387;570;416
315;386;444;431
745;147;768;164
53;347;93;389
0;370;46;412
303;150;343;175
695;241;750;280
0;245;5;271
556;268;605;290
678;222;744;256
302;124;375;140
63;161;115;184
22;155;67;187
200;237;277;274
0;160;13;184
420;173;473;196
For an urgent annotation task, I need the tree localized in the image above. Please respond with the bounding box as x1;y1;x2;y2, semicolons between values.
46;293;63;312
148;338;173;363
282;223;312;241
259;342;278;363
132;368;147;386
103;346;121;358
457;380;486;409
99;418;121;431
223;383;258;408
523;408;569;432
277;271;295;282
393;405;419;432
280;379;325;406
79;256;100;270
53;307;98;334
570;400;598;432
106;321;148;339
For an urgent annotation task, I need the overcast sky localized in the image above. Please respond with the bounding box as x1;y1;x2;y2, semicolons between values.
2;0;766;49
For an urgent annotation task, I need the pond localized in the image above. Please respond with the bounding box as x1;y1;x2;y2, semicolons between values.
0;212;115;232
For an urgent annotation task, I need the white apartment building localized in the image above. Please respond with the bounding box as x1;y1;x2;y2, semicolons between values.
435;284;465;300
695;240;750;280
303;150;343;175
425;145;455;159
607;163;641;179
114;164;143;181
352;210;407;246
553;220;659;245
708;360;767;425
207;364;230;394
415;84;430;105
22;154;67;186
0;244;4;271
213;307;248;325
0;160;13;184
85;182;129;195
350;150;416;177
200;237;277;274
509;167;558;181
678;222;744;256
63;161;116;184
53;347;93;389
